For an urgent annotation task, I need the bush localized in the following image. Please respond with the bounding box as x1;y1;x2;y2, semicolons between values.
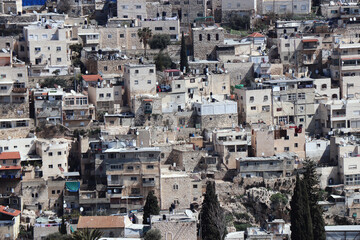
154;51;174;71
149;34;171;50
144;229;162;240
270;193;288;205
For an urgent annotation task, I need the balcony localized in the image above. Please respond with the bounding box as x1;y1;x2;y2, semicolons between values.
79;197;110;204
64;114;92;120
107;180;123;186
12;88;27;94
142;180;155;187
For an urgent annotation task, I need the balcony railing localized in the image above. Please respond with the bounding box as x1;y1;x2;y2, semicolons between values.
332;114;346;118
12;88;27;93
142;181;155;187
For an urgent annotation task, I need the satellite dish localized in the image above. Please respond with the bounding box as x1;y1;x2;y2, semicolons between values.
63;203;67;208
80;207;84;212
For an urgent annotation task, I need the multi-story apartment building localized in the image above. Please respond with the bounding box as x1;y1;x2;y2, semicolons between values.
33;88;64;126
19;21;72;76
260;0;311;15
35;138;70;180
63;91;95;128
0;152;22;196
212;129;251;170
141;19;180;41
88;83;122;114
168;0;206;23
236;86;273;125
0;49;32;137
221;0;257;22
117;0;147;20
123;64;157;108
103;146;161;212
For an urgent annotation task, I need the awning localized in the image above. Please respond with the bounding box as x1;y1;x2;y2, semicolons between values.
66;181;80;192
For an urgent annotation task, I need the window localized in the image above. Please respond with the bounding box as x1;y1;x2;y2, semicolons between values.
56;46;61;51
250;96;254;102
135;70;139;74
0;86;6;90
134;80;139;85
104;66;108;71
287;93;296;101
155;27;163;31
285;43;290;47
284;147;290;151
149;69;154;73
127;166;134;170
57;151;61;155
299;118;304;122
106;93;111;97
135;5;141;9
284;56;288;61
262;105;270;112
207;34;211;41
99;94;104;98
251;106;256;110
58;164;62;167
52;190;55;194
147;165;154;169
131;188;140;194
298;93;305;99
57;58;61;62
48;152;53;156
35;47;41;52
49;164;53;168
42;34;47;39
122;5;128;9
349;165;357;170
294;143;298;148
199;34;202;41
193;184;198;188
131;177;137;181
147;80;151;84
170;27;176;30
263;95;268;101
131;33;136;38
173;184;179;190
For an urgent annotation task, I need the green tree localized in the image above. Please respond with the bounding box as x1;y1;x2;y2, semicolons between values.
149;34;171;50
144;228;162;240
154;51;173;71
45;232;72;240
303;159;326;240
200;181;227;240
270;193;288;205
180;32;189;73
143;191;160;224
138;27;153;57
59;216;67;234
229;15;250;30
71;228;103;240
290;175;314;240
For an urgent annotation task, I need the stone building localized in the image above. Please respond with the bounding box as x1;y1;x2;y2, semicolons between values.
192;25;225;60
117;0;147;20
88;84;122;114
146;2;172;19
259;0;311;15
141;19;180;41
193;100;238;130
0;152;22;197
168;0;206;23
150;212;197;240
77;216;130;237
160;169;202;210
221;0;256;22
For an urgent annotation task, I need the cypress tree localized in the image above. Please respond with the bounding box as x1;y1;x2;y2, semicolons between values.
303;159;326;240
290;174;304;240
180;32;189;73
143;191;160;224
58;216;67;234
300;180;314;240
200;181;226;240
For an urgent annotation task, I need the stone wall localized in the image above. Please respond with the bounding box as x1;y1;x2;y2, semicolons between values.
0;103;29;119
192;27;225;60
160;175;192;209
0;127;32;140
198;113;238;130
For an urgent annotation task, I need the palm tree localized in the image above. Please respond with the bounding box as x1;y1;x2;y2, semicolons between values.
138;27;153;57
72;228;103;240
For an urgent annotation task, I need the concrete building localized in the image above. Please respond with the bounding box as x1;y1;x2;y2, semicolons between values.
260;0;311;15
35;138;71;180
0;152;22;197
221;0;257;22
19;21;72;76
193;100;238;130
123;64;157;108
33;88;64;126
88;84;122;114
63;91;95;128
0;205;20;240
103;146;161;212
235;86;272;125
141;19;180;42
236;153;296;178
212;128;251;170
0;49;32;138
0;0;22;14
117;0;147;20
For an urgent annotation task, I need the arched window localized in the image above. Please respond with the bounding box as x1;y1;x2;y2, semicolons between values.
216;34;219;41
264;95;268;101
199;34;202;41
332;94;338;99
207;34;211;41
321;84;327;89
173;184;178;190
